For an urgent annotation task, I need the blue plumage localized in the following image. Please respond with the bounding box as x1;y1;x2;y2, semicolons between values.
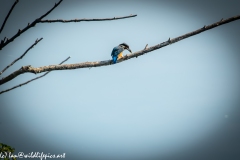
111;43;132;64
111;46;124;64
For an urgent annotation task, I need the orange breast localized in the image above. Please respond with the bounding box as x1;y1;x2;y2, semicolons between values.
117;52;123;59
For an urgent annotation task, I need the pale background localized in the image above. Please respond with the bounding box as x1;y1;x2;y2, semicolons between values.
0;0;240;160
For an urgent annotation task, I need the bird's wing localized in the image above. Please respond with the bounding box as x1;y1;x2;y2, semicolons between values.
111;46;123;57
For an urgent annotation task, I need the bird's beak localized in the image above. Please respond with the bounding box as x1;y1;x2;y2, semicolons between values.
127;48;132;53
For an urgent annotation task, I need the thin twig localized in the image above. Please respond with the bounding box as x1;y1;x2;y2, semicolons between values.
0;0;19;34
0;38;43;75
144;44;148;50
59;56;71;64
137;44;148;58
0;56;70;94
0;14;240;86
38;0;63;20
39;14;137;23
0;0;63;50
0;2;137;51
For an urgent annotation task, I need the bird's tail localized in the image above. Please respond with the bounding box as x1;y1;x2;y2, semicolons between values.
112;56;117;64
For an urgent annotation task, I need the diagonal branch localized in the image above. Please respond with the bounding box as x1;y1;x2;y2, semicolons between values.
0;14;239;86
0;0;63;51
0;38;43;75
39;14;137;23
38;0;63;20
0;56;70;95
0;0;19;34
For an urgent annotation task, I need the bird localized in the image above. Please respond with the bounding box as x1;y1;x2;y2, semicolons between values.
111;43;132;64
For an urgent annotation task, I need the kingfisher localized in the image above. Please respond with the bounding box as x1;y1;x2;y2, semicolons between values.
111;43;132;64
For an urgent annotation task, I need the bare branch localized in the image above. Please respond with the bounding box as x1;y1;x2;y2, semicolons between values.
0;38;43;75
0;0;19;34
39;14;137;23
0;0;136;51
0;0;63;50
0;14;240;86
59;56;71;64
38;0;63;20
0;56;70;94
144;44;148;50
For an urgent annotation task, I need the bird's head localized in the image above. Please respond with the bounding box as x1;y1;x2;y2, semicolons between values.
119;43;132;53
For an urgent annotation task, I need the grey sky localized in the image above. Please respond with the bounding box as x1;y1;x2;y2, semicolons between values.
0;0;240;160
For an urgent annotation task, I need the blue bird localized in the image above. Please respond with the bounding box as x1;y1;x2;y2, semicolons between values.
111;43;132;64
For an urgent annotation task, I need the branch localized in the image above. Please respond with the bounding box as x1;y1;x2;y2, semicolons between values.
0;0;137;51
0;38;43;75
0;0;63;50
0;0;19;34
39;14;137;23
0;56;70;94
144;44;148;50
0;14;240;85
